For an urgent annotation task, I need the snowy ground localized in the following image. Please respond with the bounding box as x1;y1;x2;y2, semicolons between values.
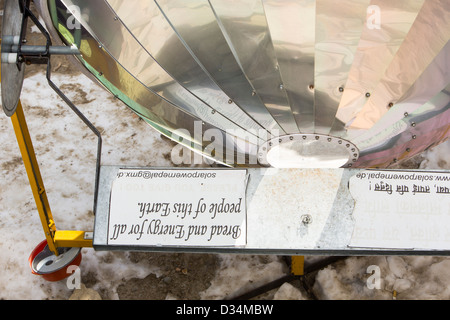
1;69;449;300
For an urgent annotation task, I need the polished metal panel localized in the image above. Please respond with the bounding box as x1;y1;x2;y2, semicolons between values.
330;0;426;137
209;0;299;134
35;0;450;168
106;0;267;137
1;0;26;116
262;0;315;133
49;0;257;165
313;0;370;134
350;0;450;131
156;0;285;135
353;41;450;149
354;84;450;168
258;133;359;168
61;0;261;145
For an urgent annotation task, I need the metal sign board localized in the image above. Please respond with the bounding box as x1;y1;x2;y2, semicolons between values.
94;166;450;255
106;169;248;248
348;170;450;250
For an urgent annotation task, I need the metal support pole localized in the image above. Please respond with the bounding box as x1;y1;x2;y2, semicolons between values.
10;101;59;255
290;256;305;276
9;103;93;251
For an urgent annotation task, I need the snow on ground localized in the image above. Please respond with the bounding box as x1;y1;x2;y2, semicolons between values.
0;70;449;300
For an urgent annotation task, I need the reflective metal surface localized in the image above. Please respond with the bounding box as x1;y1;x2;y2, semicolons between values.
156;0;284;135
34;0;450;168
60;0;261;146
313;0;370;134
331;0;426;137
349;0;450;131
1;0;26;116
106;0;267;137
258;134;359;168
209;0;298;134
262;0;315;133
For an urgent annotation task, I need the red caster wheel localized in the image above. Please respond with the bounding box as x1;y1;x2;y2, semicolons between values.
29;240;82;282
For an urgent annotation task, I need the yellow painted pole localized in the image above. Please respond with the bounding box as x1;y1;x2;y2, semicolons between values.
10;101;60;255
2;50;93;252
291;256;305;276
54;230;92;248
8;98;93;251
1;38;58;254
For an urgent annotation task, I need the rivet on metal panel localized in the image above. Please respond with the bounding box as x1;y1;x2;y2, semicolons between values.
301;214;312;225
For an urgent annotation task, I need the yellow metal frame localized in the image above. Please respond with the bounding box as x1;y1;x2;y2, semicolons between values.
1;56;92;254
10;101;93;255
291;256;305;276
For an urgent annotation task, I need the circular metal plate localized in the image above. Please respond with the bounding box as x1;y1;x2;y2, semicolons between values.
258;134;359;168
31;245;82;274
1;0;25;117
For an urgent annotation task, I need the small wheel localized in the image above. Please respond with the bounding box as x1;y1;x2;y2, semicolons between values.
29;240;82;282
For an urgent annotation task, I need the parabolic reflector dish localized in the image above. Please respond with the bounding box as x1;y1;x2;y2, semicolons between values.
34;0;449;168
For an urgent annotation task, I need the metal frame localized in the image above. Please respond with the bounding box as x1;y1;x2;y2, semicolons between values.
2;1;449;286
93;165;450;256
1;0;97;255
8;97;93;255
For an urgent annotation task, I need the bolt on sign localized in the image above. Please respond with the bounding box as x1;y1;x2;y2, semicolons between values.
107;169;248;247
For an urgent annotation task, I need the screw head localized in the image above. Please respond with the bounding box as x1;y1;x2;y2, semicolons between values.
301;214;312;225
